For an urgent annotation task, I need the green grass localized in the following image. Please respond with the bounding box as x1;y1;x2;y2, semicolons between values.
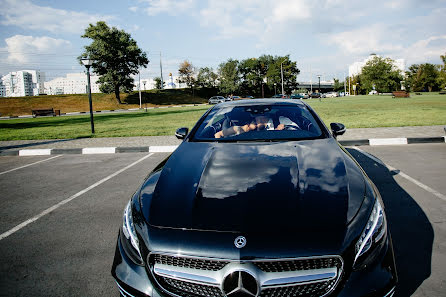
0;93;445;141
307;93;446;128
0;106;210;140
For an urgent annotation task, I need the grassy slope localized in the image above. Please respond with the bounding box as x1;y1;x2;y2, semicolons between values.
0;89;207;116
0;93;445;141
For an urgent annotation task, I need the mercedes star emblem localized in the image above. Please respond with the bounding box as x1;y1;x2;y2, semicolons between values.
222;270;259;297
234;236;247;249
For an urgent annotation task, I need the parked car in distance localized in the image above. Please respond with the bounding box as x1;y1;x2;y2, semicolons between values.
244;95;255;99
232;96;241;100
290;93;304;99
272;94;287;99
112;99;397;297
299;93;309;99
325;91;339;98
208;96;226;104
369;90;378;95
310;92;321;98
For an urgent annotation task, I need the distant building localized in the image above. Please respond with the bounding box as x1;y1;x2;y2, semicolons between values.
134;75;184;91
0;80;5;97
349;54;405;77
0;70;45;97
44;72;101;95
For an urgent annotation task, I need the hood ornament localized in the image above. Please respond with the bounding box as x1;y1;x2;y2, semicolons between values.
234;236;247;249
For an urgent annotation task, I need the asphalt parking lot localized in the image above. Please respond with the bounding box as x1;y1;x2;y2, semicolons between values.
0;143;444;297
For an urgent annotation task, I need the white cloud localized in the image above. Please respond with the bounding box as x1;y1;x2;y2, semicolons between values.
0;0;114;34
325;24;404;55
403;35;446;65
2;35;72;64
142;0;196;16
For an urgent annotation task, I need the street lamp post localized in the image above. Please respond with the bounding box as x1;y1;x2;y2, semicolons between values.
274;83;277;95
138;69;142;109
81;58;95;134
317;75;321;102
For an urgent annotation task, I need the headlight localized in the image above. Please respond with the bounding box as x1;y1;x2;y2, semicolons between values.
355;198;386;262
122;200;142;259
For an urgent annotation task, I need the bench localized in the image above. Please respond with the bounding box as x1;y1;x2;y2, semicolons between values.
32;108;58;117
392;91;410;98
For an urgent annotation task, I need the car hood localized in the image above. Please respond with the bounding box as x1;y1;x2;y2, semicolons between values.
141;139;366;234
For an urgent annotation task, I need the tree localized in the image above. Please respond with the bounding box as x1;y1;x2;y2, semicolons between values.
178;60;195;88
360;56;403;93
333;78;344;92
79;21;149;104
238;55;300;96
218;59;240;95
405;63;440;92
438;52;446;90
196;67;218;88
154;77;165;89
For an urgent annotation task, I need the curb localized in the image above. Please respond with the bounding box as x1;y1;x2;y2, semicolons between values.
1;137;445;156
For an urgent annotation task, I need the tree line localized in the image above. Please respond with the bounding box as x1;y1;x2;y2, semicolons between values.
347;54;446;95
79;21;445;104
173;56;300;97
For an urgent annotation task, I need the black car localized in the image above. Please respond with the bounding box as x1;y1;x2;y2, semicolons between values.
310;92;321;98
112;99;397;297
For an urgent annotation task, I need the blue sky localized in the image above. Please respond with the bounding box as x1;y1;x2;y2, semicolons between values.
0;0;445;82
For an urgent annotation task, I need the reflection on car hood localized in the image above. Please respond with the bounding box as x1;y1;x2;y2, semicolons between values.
142;139;365;233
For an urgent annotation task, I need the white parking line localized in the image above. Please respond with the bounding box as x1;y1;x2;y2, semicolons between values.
0;155;61;176
0;153;154;241
353;147;446;202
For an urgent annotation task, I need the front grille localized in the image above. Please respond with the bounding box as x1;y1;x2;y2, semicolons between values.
254;257;342;272
153;254;229;271
156;276;223;297
260;278;338;297
149;253;343;297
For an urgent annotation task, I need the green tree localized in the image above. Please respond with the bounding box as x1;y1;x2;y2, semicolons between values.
406;63;440;92
333;78;344;92
79;21;149;104
360;56;403;93
238;55;299;96
438;52;446;90
196;67;218;88
178;60;195;88
218;59;240;95
154;77;165;89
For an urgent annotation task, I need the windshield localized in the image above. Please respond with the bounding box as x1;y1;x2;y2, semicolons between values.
192;104;324;141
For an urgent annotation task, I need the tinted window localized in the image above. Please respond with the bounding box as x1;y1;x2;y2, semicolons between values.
192;104;324;141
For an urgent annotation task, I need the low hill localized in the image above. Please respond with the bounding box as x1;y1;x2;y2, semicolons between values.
0;88;209;116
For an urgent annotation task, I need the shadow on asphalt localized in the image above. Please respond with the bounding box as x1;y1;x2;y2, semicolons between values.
0;138;76;151
347;148;433;297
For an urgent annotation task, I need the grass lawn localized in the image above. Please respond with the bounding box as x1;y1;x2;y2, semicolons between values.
306;93;446;128
0;93;445;141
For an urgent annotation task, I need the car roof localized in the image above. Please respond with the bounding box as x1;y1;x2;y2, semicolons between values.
215;98;305;107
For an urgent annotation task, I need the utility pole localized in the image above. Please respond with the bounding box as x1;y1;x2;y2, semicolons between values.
281;61;285;95
138;69;142;109
344;72;346;95
160;52;164;89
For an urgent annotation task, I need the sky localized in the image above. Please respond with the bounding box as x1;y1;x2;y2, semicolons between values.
0;0;445;82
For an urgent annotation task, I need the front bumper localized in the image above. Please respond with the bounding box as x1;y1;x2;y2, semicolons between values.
111;233;397;297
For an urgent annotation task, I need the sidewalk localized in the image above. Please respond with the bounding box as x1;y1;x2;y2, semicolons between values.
0;125;445;155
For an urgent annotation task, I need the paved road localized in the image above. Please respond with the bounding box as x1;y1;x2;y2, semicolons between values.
0;144;444;296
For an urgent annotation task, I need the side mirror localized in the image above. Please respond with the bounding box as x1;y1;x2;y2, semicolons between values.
330;123;346;138
175;127;189;139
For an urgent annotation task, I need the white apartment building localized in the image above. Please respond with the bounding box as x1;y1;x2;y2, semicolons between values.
134;74;186;91
44;72;101;95
0;80;5;97
349;54;405;77
0;70;45;97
